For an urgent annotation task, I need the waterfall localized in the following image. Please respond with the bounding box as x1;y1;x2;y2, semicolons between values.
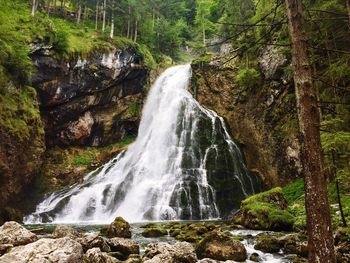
25;65;261;224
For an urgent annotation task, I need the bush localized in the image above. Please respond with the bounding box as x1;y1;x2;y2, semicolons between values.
235;68;261;89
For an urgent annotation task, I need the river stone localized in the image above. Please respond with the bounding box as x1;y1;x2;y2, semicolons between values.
142;242;197;263
0;237;83;263
77;234;111;252
0;244;13;256
254;234;282;253
195;231;247;262
108;237;139;259
196;259;237;263
84;247;120;263
102;216;132;238
52;225;82;239
0;221;37;246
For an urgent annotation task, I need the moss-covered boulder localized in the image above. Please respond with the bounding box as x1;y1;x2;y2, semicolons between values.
101;217;131;238
254;234;282;253
233;187;295;231
195;231;247;262
141;227;167;238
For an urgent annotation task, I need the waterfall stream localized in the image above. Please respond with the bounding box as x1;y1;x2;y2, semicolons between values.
25;64;261;224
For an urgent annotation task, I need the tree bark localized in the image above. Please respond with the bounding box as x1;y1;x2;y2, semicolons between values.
95;2;99;30
134;20;138;42
77;5;82;24
110;15;114;39
202;13;206;48
102;0;107;32
46;0;50;14
31;0;36;16
284;0;336;262
53;0;56;11
347;0;350;30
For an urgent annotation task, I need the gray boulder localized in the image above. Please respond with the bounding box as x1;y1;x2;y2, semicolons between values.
0;221;37;246
0;237;83;263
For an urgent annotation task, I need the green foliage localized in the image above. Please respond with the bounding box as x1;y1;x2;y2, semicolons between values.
128;101;140;117
74;155;93;165
0;86;44;142
235;68;261;89
282;178;304;204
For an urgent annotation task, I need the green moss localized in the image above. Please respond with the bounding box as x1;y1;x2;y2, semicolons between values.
237;188;295;231
282;179;304;204
235;68;261;89
0;85;44;142
141;227;168;238
128;101;140;117
74;155;93;165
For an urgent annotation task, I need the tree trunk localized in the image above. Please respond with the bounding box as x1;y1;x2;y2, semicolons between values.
134;20;138;42
110;15;114;39
77;5;82;24
46;0;50;14
102;0;107;32
31;0;36;16
202;13;206;49
83;5;87;20
284;0;336;262
95;2;99;30
127;5;131;38
53;0;56;11
347;0;350;30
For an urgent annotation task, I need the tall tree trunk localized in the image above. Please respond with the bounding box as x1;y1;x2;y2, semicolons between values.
31;0;36;16
134;20;138;42
77;5;82;24
83;5;87;20
102;0;107;32
110;14;114;39
127;5;131;38
95;2;99;30
202;13;206;49
46;0;50;14
347;0;350;30
284;0;336;262
53;0;56;11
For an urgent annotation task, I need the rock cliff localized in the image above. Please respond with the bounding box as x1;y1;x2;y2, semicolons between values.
31;46;148;147
191;49;301;187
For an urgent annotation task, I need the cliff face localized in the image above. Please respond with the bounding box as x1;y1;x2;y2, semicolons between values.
0;44;149;222
0;84;45;217
191;49;302;187
31;46;148;147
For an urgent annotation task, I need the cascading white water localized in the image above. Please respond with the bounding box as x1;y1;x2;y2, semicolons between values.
25;64;261;224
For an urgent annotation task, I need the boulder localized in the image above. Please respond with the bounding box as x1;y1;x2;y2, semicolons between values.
108;237;139;260
83;247;120;263
254;234;282;253
142;242;197;263
52;225;82;239
142;227;167;238
0;221;37;246
0;244;13;256
0;237;83;263
77;234;111;252
233;188;295;231
102;217;132;238
195;231;247;262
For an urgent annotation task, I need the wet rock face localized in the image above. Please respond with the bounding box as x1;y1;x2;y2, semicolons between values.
191;53;301;187
31;47;148;147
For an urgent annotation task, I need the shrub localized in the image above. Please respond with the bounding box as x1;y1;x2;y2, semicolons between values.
235;68;261;89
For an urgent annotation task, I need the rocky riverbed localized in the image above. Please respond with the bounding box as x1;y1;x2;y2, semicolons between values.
0;219;313;263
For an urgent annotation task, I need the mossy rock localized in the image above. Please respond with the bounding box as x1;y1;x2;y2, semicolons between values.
195;231;247;262
175;231;201;243
233;188;295;231
101;216;131;238
254;234;283;253
141;227;167;238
